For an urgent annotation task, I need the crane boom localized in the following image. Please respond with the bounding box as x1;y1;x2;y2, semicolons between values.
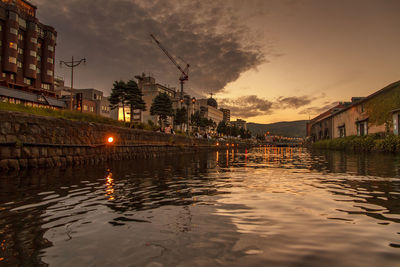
150;34;189;98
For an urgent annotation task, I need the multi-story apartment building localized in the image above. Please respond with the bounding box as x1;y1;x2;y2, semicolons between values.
220;108;230;123
0;0;62;108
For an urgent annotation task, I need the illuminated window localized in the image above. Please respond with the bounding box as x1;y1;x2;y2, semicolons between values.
9;42;17;49
83;105;88;111
10;74;15;80
2;73;5;78
37;55;41;61
10;27;17;35
24;77;32;85
90;106;94;112
30;37;37;44
47;70;53;76
41;83;50;90
8;57;16;64
37;68;40;73
30;50;37;57
18;48;23;54
29;64;36;70
18;33;23;41
17;61;22;68
47;58;53;64
48;45;54;52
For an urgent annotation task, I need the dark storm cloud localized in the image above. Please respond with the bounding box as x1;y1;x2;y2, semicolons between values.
298;101;338;115
219;95;274;118
275;95;314;109
219;94;321;118
33;0;266;94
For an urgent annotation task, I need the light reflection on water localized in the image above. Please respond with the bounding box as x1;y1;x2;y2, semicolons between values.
0;148;400;266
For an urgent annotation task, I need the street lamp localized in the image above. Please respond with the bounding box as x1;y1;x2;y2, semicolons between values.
60;56;86;110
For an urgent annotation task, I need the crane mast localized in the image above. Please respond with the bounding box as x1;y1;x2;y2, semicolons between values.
150;34;189;99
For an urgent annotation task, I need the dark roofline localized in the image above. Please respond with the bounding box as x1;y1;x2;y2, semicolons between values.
22;0;37;9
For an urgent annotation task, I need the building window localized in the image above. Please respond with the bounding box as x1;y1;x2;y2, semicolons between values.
10;27;18;35
48;45;54;52
9;42;17;49
90;106;94;112
357;121;368;136
338;125;346;138
10;74;15;80
24;77;32;85
18;18;26;29
29;64;36;70
8;57;16;64
9;11;17;21
37;68;40;74
30;50;37;57
47;58;53;64
83;105;88;111
18;33;24;41
17;61;22;68
41;83;50;90
37;55;41;62
47;70;53;76
18;48;23;54
30;37;37;44
2;73;6;78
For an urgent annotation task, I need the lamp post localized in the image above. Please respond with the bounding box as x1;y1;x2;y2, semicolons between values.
60;56;86;110
189;97;196;135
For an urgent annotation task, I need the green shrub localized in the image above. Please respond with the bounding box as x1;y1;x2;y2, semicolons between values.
313;134;400;152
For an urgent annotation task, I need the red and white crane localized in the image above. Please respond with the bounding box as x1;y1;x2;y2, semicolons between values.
150;34;189;100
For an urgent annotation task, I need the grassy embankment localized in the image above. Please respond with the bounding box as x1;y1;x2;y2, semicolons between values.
0;102;192;134
313;134;400;152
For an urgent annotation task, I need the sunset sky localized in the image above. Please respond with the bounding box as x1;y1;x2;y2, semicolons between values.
33;0;400;123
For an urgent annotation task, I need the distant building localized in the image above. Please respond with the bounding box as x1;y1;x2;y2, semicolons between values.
232;119;247;130
197;97;223;125
74;88;111;117
220;108;230;123
135;74;178;124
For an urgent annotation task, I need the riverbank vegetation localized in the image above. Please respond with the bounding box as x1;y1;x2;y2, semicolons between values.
0;102;126;126
313;134;400;152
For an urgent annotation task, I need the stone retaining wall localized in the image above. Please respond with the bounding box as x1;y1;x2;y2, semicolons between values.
0;111;219;172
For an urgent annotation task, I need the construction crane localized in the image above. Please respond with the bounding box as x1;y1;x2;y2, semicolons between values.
150;34;189;100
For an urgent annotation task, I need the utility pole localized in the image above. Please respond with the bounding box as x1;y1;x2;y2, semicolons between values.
60;56;86;110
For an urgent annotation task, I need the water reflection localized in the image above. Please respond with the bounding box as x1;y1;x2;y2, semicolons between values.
0;148;399;266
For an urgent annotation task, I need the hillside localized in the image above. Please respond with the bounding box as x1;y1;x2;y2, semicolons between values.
247;120;307;137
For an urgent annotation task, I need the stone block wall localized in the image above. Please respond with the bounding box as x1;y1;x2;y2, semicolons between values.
0;111;216;172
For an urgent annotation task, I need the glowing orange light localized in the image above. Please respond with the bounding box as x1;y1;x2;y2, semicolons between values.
216;142;219;146
107;136;114;143
226;143;229;146
231;144;235;147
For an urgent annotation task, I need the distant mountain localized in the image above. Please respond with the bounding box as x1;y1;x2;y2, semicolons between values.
247;120;307;137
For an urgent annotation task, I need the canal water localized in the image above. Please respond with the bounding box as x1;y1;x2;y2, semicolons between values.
0;148;400;266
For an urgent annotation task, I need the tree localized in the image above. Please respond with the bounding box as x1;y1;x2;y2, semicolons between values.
174;107;187;129
217;121;227;135
125;80;146;123
150;92;173;127
109;80;127;122
191;110;203;129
